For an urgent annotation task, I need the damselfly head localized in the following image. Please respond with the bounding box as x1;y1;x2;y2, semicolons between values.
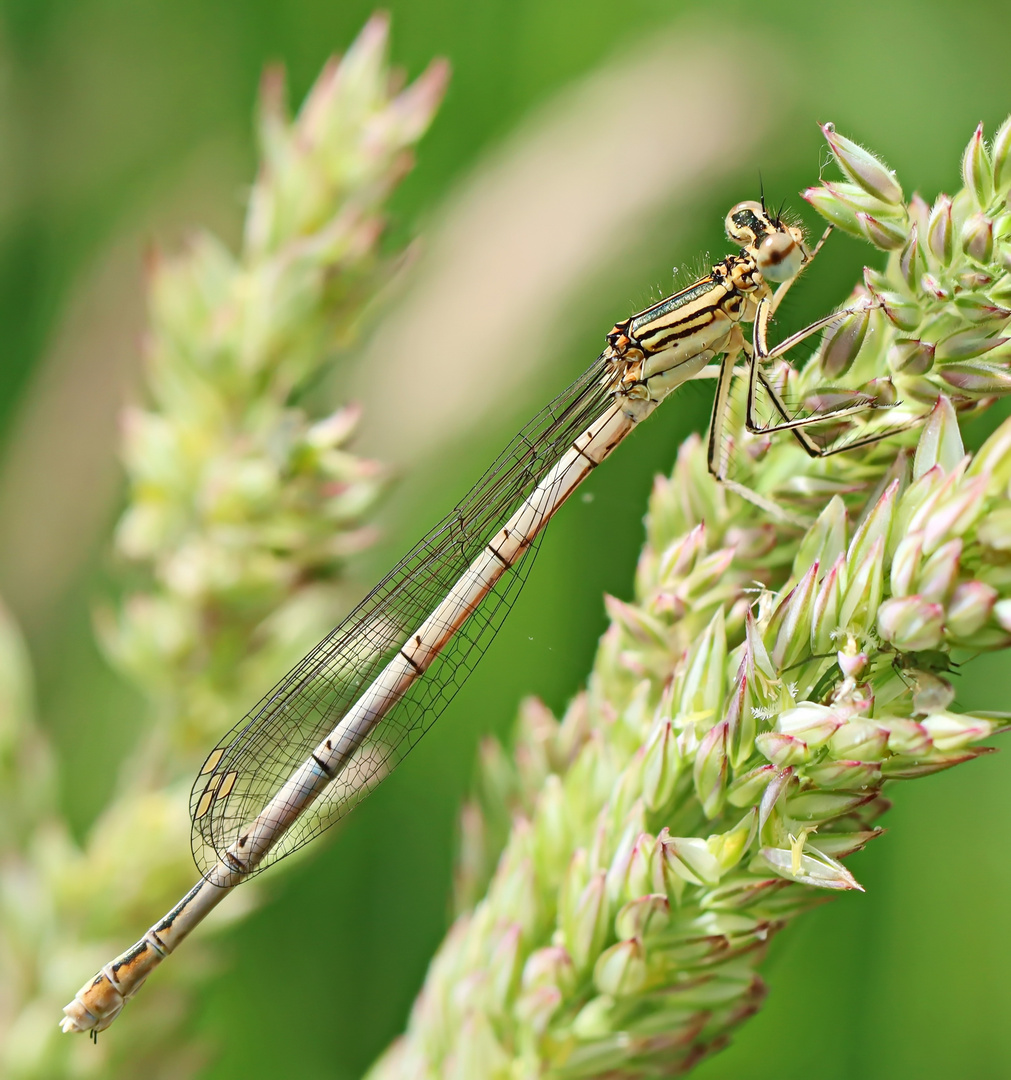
725;200;806;284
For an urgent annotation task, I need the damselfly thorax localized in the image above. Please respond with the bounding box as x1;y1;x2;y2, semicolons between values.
606;201;809;405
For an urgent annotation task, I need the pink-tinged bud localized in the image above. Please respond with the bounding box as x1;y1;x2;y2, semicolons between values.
725;669;756;770
920;272;951;301
622;831;657;901
776;703;841;746
839;536;885;632
803;185;862;235
641;720;680;812
522;946;577;996
768;562;820;670
821;122;903;204
593;938;646;997
958;267;995;288
812;830;884;858
615;894;669;940
727;763;776;808
856;211;907;250
787;789;877;822
890;532;924;597
926;194;954;264
882;747;994;778
937;324;1006;362
874;288;921;331
987;273;1011;306
888;338;934;375
962;122;993;207
877;595;945;651
881;717;933;756
899;228;925;289
758;765;794;836
979;508;1011;552
916;538;962;602
961;211;995;262
488;924;523;1011
794;495;847;580
946;581;999;637
921;710;995;751
755;732;810;767
563;871;610;972
804;758;881;790
811;555;844;654
821;307;870;378
693;721;728;820
515;985;563;1037
938;361;1011;396
829;719;889;761
953;294;1010;324
913;396;964;479
993;114;1011;194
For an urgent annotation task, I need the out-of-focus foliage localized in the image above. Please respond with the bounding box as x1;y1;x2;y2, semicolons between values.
0;16;446;1077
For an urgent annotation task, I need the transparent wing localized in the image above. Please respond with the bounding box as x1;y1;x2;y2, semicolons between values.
190;354;615;878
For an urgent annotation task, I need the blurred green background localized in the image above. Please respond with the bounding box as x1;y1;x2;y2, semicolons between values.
3;0;1011;1077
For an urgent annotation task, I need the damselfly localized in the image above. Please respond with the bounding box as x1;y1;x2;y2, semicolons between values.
61;199;880;1035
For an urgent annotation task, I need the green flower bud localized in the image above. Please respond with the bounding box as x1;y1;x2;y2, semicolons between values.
921;711;995;751
880;716;933;756
961;211;995;262
776;703;841;746
912;396;964;479
821;307;870;378
693;720;728;818
593;937;647;998
890;532;924;597
726;763;776;808
804;758;881;789
563;870;611;973
828;719;889;761
821;122;903;204
887;338;935;375
962;122;993;208
641;720;680;812
926;194;954;264
938;360;1011;396
916;538;962;603
755;731;810;767
767;562;819;669
946;581;998;638
899;228;925;289
802;185;862;235
521;946;577;996
614;894;670;940
875;289;922;331
993;113;1011;194
785;789;876;822
883;747;994;778
877;595;945;650
856;211;907;250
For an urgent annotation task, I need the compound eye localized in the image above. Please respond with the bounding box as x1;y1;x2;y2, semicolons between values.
725;200;765;245
757;232;803;282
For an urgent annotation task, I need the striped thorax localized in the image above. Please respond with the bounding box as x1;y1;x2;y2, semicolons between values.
607;200;808;402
